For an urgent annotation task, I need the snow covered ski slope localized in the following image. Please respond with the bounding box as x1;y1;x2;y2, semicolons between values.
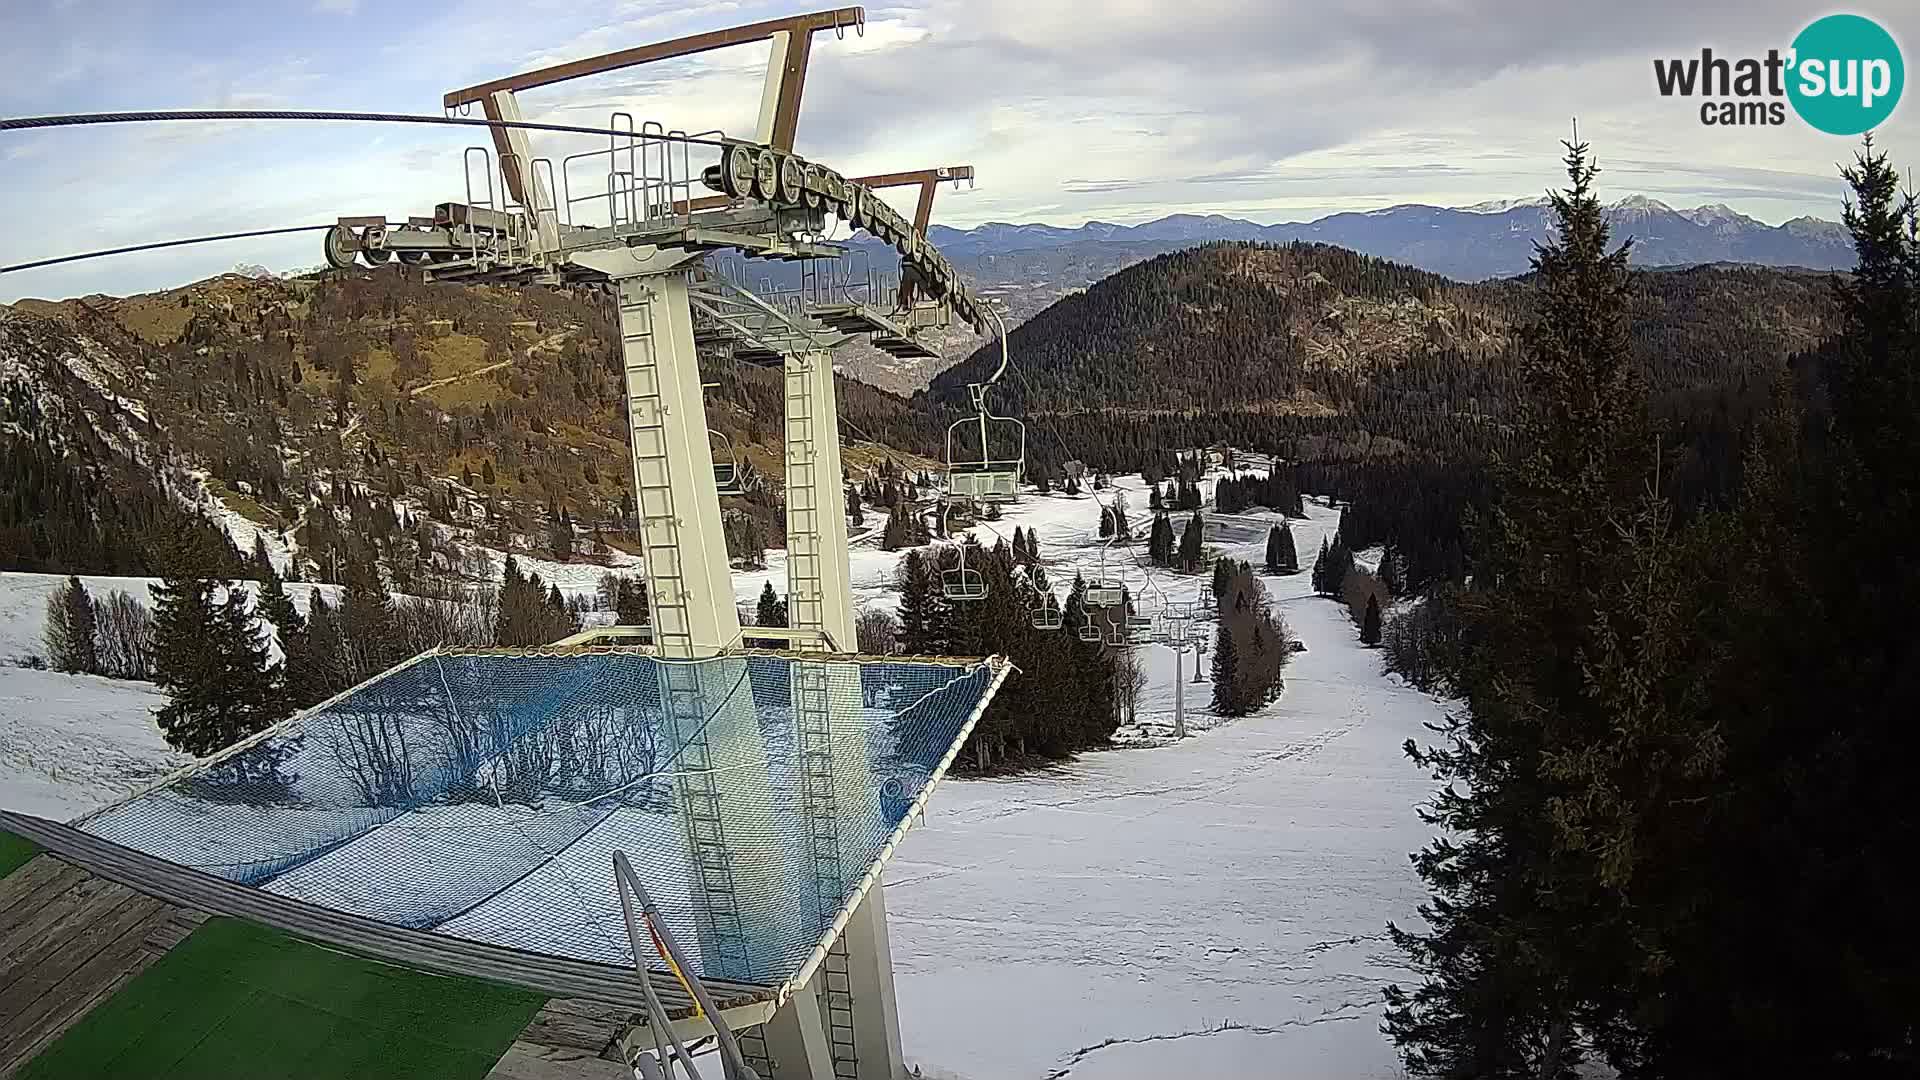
887;499;1440;1079
0;478;1443;1078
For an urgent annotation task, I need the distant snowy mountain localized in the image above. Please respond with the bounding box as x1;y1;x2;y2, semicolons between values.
1461;196;1550;214
902;197;1853;283
824;195;1854;391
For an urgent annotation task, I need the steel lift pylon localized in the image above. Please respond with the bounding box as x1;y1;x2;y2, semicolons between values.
333;11;991;1079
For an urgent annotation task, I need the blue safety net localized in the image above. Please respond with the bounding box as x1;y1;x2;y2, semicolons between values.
77;649;1006;987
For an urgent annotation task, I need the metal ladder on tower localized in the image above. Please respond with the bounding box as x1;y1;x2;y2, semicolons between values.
620;276;771;1070
619;279;695;659
660;662;754;981
785;350;858;1078
795;663;857;1078
786;354;826;633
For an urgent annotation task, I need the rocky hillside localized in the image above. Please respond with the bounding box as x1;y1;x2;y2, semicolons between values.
0;268;945;582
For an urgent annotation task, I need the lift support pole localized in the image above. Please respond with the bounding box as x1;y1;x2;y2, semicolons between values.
772;345;907;1080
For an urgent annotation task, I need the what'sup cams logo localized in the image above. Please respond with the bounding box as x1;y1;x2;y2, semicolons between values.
1654;13;1904;133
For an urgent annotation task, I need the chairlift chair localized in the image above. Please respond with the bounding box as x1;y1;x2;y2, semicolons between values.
943;566;987;601
1076;622;1102;643
944;307;1026;503
709;429;744;495
1021;571;1064;630
939;504;988;602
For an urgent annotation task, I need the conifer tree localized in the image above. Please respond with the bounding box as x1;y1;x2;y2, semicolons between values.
1210;556;1234;605
152;578;288;755
1386;138;1660;1077
1148;513;1174;566
339;550;400;679
895;550;940;654
1178;512;1204;572
44;575;100;675
1360;593;1382;646
290;590;349;706
251;534;274;580
614;577;649;626
257;570;305;643
882;504;911;551
1209;621;1240;715
495;555;543;646
756;582;788;628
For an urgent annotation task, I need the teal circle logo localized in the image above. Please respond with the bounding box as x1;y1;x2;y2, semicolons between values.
1787;14;1904;135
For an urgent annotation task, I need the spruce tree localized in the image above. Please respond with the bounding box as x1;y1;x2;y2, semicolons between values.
1386;138;1660;1077
1210;556;1234;605
152;579;289;755
290;590;349;706
44;575;101;675
1178;512;1204;572
1360;594;1381;646
257;570;305;643
1208;621;1240;715
756;582;788;628
495;555;543;646
614;577;649;626
339;550;399;678
1148;513;1174;566
895;550;936;654
251;534;274;580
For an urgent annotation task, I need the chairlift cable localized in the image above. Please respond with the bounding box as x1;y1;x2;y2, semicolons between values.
0;109;731;147
1;223;336;275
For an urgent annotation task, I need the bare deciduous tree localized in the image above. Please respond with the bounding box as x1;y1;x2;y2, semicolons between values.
95;590;156;681
1114;647;1147;726
855;607;899;656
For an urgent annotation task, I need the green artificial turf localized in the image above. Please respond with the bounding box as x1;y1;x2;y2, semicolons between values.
18;917;547;1080
0;829;38;880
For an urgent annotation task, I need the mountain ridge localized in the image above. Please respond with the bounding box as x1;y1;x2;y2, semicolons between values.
916;197;1851;280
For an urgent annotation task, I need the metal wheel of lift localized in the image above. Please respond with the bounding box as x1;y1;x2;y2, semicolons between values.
322;225;359;270
778;155;804;205
358;224;392;266
396;250;430;266
846;186;867;229
753;149;780;200
802;164;826;210
722;144;756;199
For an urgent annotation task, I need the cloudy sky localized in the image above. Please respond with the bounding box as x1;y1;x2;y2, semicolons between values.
1;0;1912;301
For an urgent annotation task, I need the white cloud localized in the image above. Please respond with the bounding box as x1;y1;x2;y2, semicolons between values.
2;0;1914;301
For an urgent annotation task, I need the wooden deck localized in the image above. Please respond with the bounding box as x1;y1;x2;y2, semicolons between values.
0;855;206;1079
486;999;635;1079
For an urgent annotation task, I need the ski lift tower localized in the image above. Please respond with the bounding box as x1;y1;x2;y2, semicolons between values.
319;11;998;1079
